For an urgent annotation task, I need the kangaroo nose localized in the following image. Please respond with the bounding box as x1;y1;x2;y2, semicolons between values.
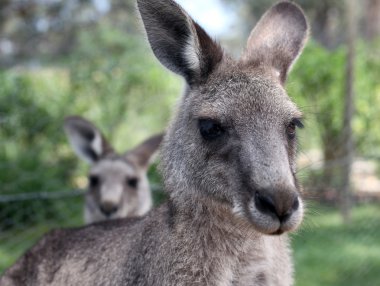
100;202;118;217
254;191;299;223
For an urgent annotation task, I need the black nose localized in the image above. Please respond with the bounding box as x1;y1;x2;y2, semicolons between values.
254;191;299;223
100;203;118;217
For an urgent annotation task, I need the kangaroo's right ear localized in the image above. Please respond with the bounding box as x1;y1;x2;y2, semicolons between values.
64;116;114;164
125;133;164;170
137;0;223;85
242;2;308;84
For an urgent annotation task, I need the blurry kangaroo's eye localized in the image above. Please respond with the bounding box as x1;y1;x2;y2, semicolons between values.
89;175;99;188
286;122;296;139
286;118;303;140
199;119;225;141
127;178;138;188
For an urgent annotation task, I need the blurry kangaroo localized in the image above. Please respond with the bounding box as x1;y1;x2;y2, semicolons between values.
1;1;308;285
64;116;163;224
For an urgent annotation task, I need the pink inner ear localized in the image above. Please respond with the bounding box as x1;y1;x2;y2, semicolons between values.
124;133;164;169
241;2;308;83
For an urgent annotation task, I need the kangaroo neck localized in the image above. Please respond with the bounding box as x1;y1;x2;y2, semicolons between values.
164;195;291;286
170;194;261;244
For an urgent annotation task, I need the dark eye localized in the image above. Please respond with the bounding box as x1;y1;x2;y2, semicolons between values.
286;119;303;140
89;175;99;188
127;178;138;188
198;119;225;141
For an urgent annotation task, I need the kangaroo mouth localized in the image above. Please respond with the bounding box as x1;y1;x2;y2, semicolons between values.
270;228;284;236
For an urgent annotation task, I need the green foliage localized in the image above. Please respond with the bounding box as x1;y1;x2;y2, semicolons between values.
287;41;380;193
354;42;380;156
288;41;380;157
0;71;78;228
147;163;168;206
288;42;345;152
67;21;181;149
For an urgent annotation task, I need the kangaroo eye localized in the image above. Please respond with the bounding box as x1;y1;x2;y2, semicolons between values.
198;119;225;141
286;122;296;139
286;119;303;140
89;175;100;188
127;178;138;188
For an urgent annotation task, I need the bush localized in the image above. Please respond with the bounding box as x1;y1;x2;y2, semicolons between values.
0;23;181;228
287;41;380;191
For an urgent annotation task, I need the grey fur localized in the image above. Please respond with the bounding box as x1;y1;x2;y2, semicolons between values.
64;116;163;224
0;1;308;285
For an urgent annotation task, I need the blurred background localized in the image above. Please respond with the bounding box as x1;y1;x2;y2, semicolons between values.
0;0;379;285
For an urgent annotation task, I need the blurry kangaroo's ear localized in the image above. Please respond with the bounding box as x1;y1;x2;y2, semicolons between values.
137;0;223;85
64;116;114;164
242;1;308;83
125;133;164;169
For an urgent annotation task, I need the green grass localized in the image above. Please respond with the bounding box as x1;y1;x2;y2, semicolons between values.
293;203;380;286
1;203;379;285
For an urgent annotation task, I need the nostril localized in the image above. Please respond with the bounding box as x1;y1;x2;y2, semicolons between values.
100;205;118;217
280;197;299;223
279;212;291;223
292;197;299;211
255;192;278;218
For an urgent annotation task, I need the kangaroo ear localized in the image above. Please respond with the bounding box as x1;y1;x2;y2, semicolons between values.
242;1;308;83
137;0;223;85
125;133;164;169
64;116;114;164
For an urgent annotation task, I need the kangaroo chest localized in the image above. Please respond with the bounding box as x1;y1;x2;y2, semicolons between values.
208;236;293;286
166;233;292;286
230;236;293;286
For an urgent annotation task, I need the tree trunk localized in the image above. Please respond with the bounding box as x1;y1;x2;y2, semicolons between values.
365;0;380;40
340;0;357;223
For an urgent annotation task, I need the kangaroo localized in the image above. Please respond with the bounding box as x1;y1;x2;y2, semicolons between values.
0;1;308;285
64;116;163;224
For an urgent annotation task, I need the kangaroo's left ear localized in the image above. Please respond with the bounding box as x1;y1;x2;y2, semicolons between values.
125;133;164;169
242;1;308;84
137;0;223;86
64;116;114;164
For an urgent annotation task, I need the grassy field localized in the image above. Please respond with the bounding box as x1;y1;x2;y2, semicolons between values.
293;203;380;286
1;202;379;285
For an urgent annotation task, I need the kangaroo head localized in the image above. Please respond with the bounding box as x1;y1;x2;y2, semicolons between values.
64;116;163;223
138;0;308;235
